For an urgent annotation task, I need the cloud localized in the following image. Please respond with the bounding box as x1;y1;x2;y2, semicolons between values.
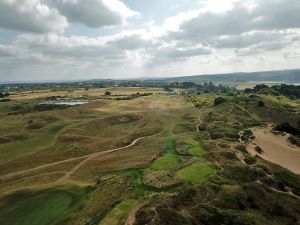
235;41;288;56
0;0;139;33
211;31;284;49
0;44;21;57
150;46;212;65
166;0;300;43
0;0;300;81
48;0;140;28
14;31;156;60
0;0;67;33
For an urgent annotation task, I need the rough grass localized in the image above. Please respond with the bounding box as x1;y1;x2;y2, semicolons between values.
177;163;214;183
0;123;68;165
0;187;84;225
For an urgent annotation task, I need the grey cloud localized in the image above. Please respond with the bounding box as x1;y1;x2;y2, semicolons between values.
235;41;287;56
14;33;157;59
0;0;139;33
211;31;285;49
107;34;159;50
47;0;137;28
0;0;67;33
0;44;21;57
148;46;212;65
168;0;300;43
158;47;212;59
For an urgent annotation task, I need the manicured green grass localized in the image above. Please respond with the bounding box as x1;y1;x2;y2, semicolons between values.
99;198;138;225
188;146;204;158
150;137;181;171
184;138;204;158
177;163;214;183
151;154;180;171
0;188;84;225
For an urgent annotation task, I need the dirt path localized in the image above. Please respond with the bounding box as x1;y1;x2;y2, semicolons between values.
256;180;300;201
0;135;155;181
57;135;151;182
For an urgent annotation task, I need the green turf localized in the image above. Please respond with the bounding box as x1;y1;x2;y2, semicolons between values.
150;137;181;171
188;146;204;158
151;154;180;171
177;163;214;183
183;138;205;158
0;188;84;225
99;198;138;225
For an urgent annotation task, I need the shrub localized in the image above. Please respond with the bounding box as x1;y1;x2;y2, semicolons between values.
255;146;263;154
0;92;9;98
275;122;299;136
0;99;10;102
257;100;265;107
104;91;111;96
288;135;300;147
214;97;227;106
244;156;256;165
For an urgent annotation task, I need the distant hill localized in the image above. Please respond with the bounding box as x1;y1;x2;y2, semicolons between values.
156;69;300;83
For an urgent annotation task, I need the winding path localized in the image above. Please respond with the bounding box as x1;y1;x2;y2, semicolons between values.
0;135;155;182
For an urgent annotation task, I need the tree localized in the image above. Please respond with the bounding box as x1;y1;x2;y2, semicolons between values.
105;91;111;96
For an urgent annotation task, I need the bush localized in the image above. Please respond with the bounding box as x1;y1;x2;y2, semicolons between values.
275;122;299;136
255;146;263;154
214;97;227;106
192;204;255;225
104;91;111;96
0;92;9;98
244;156;256;165
257;100;265;107
288;135;300;147
0;99;11;102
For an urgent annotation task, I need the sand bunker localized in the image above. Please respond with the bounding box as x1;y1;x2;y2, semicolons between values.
246;127;300;174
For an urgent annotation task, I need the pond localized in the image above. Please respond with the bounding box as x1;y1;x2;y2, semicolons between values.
40;100;90;106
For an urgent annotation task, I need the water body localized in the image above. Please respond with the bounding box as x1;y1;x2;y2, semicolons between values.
41;100;90;106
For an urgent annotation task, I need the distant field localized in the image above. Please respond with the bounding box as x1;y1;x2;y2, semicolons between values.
9;87;165;100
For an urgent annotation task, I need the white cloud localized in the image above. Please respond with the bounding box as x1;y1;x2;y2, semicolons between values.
0;0;67;33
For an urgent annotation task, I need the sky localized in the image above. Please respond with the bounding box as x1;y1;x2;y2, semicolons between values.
0;0;300;81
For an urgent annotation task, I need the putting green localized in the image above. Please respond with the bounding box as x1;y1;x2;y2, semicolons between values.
177;163;214;183
151;154;180;170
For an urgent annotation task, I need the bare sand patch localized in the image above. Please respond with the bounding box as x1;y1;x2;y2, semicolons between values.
246;127;300;174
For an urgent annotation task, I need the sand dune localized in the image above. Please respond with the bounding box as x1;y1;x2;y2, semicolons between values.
246;127;300;174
